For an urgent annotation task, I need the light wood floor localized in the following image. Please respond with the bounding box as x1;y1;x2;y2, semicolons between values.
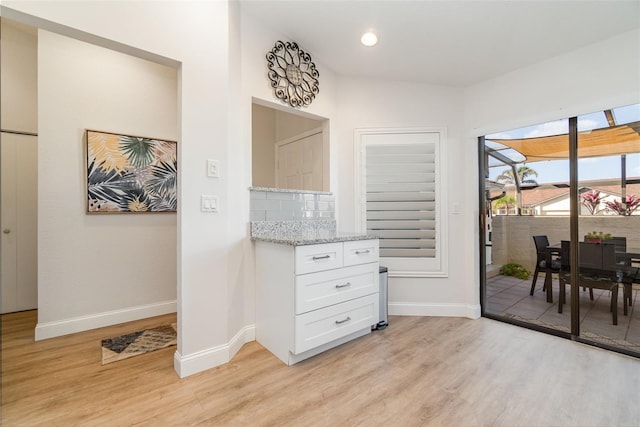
2;311;640;426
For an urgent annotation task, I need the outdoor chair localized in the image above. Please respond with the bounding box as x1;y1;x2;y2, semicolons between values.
608;236;633;307
587;237;632;307
530;235;561;296
556;240;590;298
610;236;627;253
558;241;622;325
583;235;627;262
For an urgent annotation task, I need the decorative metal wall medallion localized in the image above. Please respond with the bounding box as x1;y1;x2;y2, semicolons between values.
266;41;319;108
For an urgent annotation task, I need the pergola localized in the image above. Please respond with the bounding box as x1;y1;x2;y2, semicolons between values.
485;116;640;214
487;120;640;162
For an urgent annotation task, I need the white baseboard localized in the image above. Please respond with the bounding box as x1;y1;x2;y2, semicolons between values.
34;300;177;341
230;324;255;359
389;302;481;319
287;327;371;366
174;324;255;378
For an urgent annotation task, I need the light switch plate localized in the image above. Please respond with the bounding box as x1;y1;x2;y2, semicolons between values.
207;159;220;178
201;195;219;212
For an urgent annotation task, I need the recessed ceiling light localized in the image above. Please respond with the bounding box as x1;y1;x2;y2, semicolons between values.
361;32;378;47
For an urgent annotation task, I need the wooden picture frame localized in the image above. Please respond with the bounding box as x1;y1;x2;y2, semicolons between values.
86;129;177;213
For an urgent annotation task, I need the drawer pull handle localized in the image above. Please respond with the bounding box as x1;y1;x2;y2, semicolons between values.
312;255;331;261
355;249;371;255
335;282;351;289
335;316;351;325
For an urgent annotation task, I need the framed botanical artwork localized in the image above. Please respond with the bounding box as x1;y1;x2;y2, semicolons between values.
86;130;177;213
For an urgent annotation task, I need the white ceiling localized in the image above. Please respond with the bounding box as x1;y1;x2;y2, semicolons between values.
240;0;640;87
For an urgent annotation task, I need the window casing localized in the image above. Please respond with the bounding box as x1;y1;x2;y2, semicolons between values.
355;127;447;277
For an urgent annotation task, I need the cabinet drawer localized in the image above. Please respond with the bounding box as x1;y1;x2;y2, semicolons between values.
295;263;379;314
294;294;378;354
295;243;343;275
343;240;379;267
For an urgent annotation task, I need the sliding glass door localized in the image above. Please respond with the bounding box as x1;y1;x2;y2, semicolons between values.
480;103;640;357
576;106;640;355
482;119;571;334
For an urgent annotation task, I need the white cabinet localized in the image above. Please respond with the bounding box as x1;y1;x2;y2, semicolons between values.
343;239;379;267
255;239;379;365
295;242;343;274
295;263;378;314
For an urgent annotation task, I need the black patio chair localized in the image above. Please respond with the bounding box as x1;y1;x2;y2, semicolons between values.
558;241;621;325
610;236;627;253
583;235;627;262
592;237;632;307
530;235;561;296
608;236;633;308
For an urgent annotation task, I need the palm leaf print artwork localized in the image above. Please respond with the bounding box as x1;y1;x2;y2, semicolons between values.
87;130;177;213
120;136;155;168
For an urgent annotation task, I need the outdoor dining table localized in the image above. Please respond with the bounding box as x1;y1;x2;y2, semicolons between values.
616;249;640;266
616;248;640;315
542;243;640;304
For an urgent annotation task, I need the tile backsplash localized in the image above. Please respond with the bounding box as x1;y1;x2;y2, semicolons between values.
249;187;335;221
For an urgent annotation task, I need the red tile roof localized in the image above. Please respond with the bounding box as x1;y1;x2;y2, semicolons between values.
495;179;640;207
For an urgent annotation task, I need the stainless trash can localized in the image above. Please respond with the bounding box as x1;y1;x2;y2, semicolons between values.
374;266;388;330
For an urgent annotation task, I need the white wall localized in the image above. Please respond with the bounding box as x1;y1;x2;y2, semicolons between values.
35;30;178;339
275;109;323;141
2;1;237;377
251;104;276;188
1;18;37;133
1;19;38;314
464;29;640;137
334;77;476;317
225;0;251;360
239;12;340;336
240;12;339;195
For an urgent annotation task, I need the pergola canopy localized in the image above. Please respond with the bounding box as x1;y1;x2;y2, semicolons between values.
487;121;640;164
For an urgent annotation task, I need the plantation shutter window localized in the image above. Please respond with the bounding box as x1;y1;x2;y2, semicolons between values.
355;128;447;277
366;143;436;257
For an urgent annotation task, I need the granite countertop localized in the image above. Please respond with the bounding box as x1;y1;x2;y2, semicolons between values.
250;220;376;246
252;231;376;246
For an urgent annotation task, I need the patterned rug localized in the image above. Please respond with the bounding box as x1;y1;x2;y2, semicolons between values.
101;323;177;365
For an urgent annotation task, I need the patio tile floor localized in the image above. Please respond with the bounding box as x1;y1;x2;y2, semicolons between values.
486;271;640;353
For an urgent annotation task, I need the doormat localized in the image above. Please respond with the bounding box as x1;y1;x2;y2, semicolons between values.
101;323;177;365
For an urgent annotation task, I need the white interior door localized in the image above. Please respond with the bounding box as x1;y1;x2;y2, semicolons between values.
278;141;302;190
1;132;38;313
276;130;323;191
300;132;323;190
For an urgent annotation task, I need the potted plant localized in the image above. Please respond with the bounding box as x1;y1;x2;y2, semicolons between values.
585;231;612;243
